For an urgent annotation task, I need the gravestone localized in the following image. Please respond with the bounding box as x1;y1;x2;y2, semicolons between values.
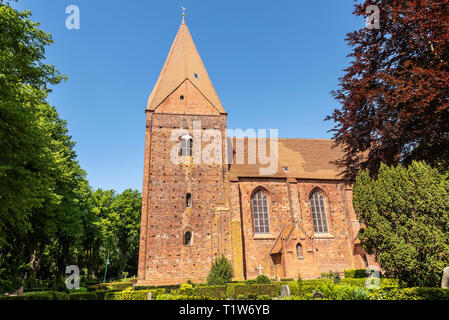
280;285;291;298
442;267;449;289
147;291;153;300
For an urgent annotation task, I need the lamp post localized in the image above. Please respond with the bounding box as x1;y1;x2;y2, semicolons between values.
103;254;110;283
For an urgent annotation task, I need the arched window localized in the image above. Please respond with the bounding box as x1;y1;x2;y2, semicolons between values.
181;135;193;156
251;189;270;234
186;193;192;208
296;243;303;259
184;231;192;245
310;190;329;233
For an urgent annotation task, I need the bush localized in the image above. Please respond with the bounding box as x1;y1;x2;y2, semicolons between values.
247;293;256;300
193;285;226;300
207;255;234;285
22;292;54;300
255;275;270;284
316;282;370;300
104;288;165;300
179;283;194;296
132;284;179;293
321;271;341;284
226;283;280;299
69;292;97;300
236;295;246;300
371;287;449;300
344;269;368;279
156;294;210;300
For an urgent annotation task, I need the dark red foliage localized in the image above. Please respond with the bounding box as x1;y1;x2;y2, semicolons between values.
327;0;449;182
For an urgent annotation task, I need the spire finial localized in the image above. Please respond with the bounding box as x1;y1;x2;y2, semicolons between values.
181;6;186;24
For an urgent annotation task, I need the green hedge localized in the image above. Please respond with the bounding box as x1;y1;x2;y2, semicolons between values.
132;284;179;293
104;289;165;300
344;269;368;279
155;294;210;300
226;283;280;298
69;292;98;300
193;285;226;300
373;287;449;300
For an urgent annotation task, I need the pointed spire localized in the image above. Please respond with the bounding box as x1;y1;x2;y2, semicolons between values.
181;6;186;24
147;19;225;114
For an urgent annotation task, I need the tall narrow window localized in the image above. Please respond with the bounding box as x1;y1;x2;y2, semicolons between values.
310;190;329;233
184;231;192;245
296;243;303;259
251;189;270;233
186;193;192;208
181;135;193;156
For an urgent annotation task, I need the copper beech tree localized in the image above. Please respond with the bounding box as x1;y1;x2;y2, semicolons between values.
327;0;449;182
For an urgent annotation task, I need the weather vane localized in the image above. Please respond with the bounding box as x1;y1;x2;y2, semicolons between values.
181;6;186;23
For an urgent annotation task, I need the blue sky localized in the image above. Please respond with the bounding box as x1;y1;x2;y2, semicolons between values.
13;0;364;192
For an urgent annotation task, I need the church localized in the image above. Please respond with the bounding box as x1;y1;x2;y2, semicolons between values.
137;17;376;286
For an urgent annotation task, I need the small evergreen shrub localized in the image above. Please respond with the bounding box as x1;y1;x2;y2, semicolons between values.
206;255;234;285
255;275;270;284
236;295;246;300
179;283;194;296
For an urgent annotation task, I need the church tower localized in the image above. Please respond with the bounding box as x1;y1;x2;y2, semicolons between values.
137;18;232;285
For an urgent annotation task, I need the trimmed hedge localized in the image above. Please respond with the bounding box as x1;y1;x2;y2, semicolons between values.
69;292;98;300
193;285;226;300
226;283;280;298
344;269;368;279
132;284;179;293
156;294;210;300
104;289;165;300
373;287;449;300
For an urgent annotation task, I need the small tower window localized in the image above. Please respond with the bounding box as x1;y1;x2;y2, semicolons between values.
181;135;193;156
193;73;199;79
186;193;192;208
184;231;192;246
180;95;184;100
296;243;303;259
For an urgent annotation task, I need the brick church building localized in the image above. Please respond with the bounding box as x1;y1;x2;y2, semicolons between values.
137;19;376;286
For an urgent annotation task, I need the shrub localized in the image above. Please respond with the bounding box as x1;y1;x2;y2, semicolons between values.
371;287;449;300
207;255;234;285
255;275;270;284
132;284;179;293
156;294;210;300
316;282;370;300
179;283;194;296
257;294;271;300
247;293;257;300
193;285;226;300
22;292;54;300
226;283;280;299
344;269;368;279
104;289;165;300
236;295;246;300
321;271;341;284
69;292;97;300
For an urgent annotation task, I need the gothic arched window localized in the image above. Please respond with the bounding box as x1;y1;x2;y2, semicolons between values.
310;190;329;234
180;135;193;156
296;243;303;259
251;189;270;234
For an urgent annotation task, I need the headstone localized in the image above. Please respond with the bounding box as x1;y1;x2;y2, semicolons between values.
312;291;324;299
280;285;291;298
442;267;449;289
147;291;152;300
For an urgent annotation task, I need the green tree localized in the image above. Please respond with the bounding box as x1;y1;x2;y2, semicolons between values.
207;255;234;285
353;161;449;287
